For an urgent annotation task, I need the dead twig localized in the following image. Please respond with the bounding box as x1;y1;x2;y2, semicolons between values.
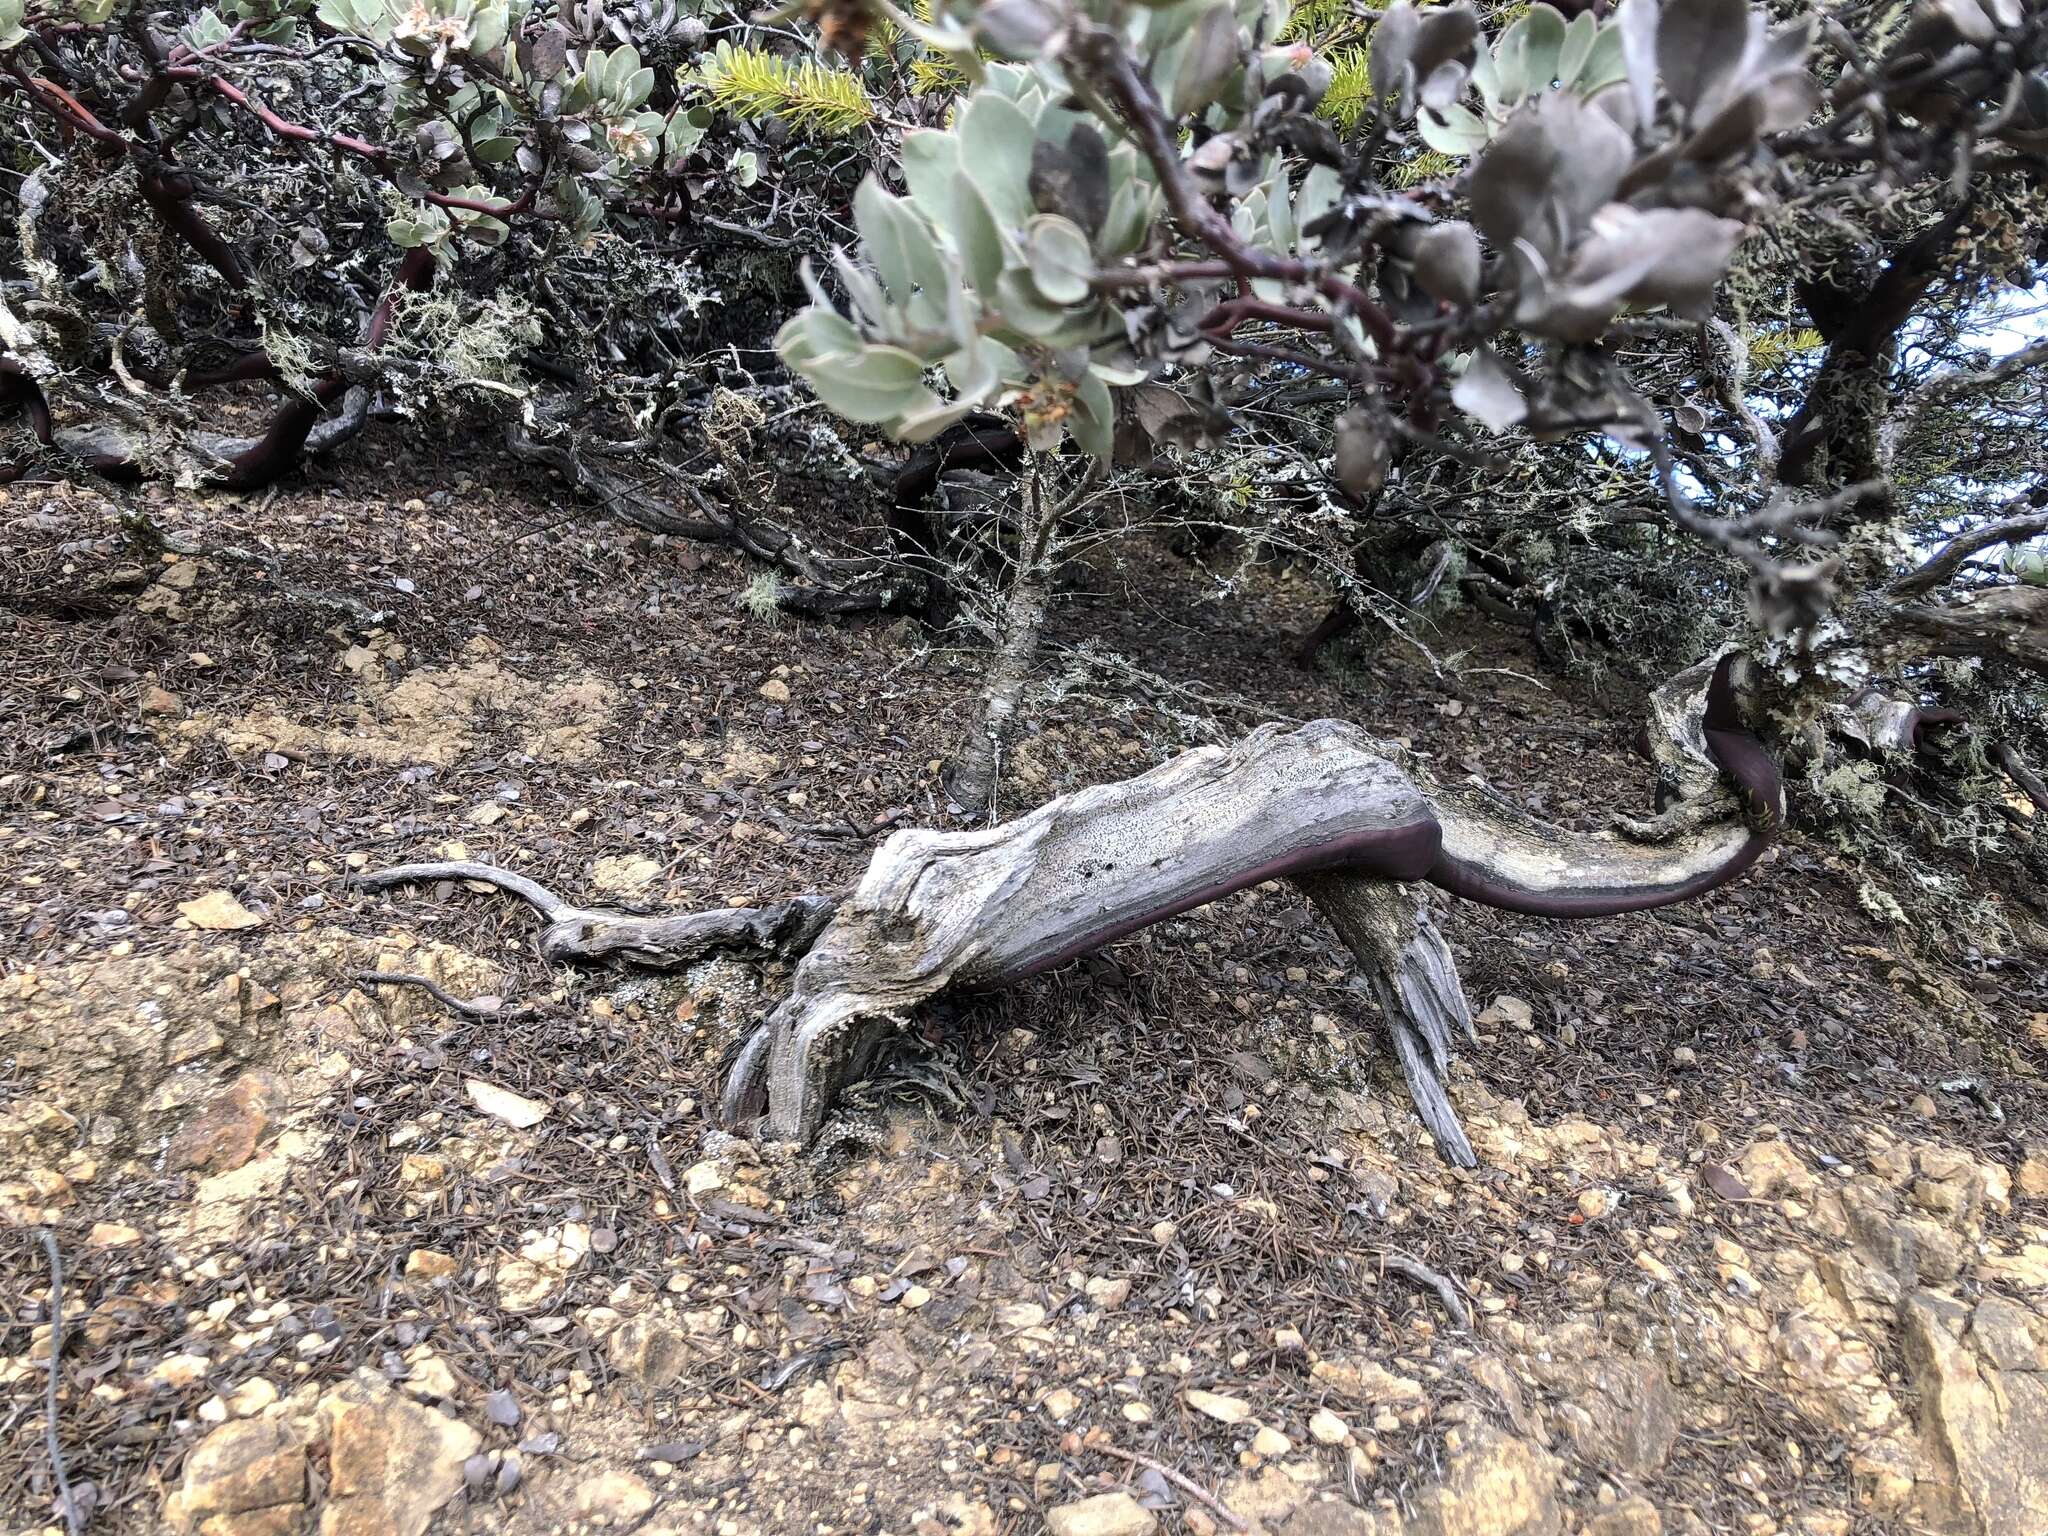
40;1229;83;1536
353;860;838;970
353;970;504;1019
1097;1445;1248;1531
1380;1250;1472;1329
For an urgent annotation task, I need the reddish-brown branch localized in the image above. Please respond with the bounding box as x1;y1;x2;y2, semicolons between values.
193;73;539;216
7;64;250;290
137;166;252;290
1087;40;1399;355
10;57;535;221
1199;296;1336;337
6;65;127;144
194;70;390;158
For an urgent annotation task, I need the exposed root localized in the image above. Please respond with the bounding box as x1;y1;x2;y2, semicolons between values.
1299;876;1477;1167
353;861;838;971
1380;1251;1473;1329
1096;1445;1248;1531
39;1229;83;1536
353;970;505;1020
1995;742;2048;817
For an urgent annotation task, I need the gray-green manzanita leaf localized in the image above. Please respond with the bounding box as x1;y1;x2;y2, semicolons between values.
1413;219;1483;305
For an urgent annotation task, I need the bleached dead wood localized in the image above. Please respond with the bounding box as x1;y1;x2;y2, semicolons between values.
362;674;1778;1166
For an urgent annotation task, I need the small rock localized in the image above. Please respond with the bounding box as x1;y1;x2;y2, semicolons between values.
757;678;792;703
323;1382;480;1536
150;1352;212;1389
1186;1388;1253;1425
1150;1220;1179;1245
996;1302;1047;1330
168;1071;286;1175
164;1418;305;1532
228;1378;280;1417
398;1153;449;1187
1577;1187;1617;1220
1910;1093;1938;1118
1309;1409;1351;1445
1407;1428;1560;1536
494;1259;555;1313
590;855;661;895
1635;1251;1677;1284
1736;1138;1815;1199
1480;994;1534;1029
404;1249;458;1280
1655;1175;1695;1219
178;890;263;931
1041;1388;1081;1420
1084;1275;1132;1310
140;684;185;717
610;1313;691;1388
574;1470;656;1526
88;1221;143;1248
685;1160;726;1196
1045;1491;1158;1536
2017;1146;2048;1201
1586;1497;1663;1536
1252;1425;1291;1456
797;1377;838;1429
402;1353;459;1402
1220;1466;1310;1525
1311;1357;1424;1404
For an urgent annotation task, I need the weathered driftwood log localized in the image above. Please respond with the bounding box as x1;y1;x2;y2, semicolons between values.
359;655;1782;1166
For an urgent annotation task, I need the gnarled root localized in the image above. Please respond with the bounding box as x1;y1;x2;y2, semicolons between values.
352;861;837;970
717;723;1444;1144
1297;875;1478;1168
360;685;1776;1162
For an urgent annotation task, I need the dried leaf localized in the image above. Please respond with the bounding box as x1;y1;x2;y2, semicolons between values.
1479;993;1534;1028
1414;4;1481;79
1413;219;1482;305
1370;1;1420;110
1185;1388;1253;1424
1333;408;1391;501
464;1079;550;1129
976;0;1062;57
1702;1162;1752;1202
1657;0;1751;118
1174;2;1244;120
1617;0;1661;127
1451;346;1528;432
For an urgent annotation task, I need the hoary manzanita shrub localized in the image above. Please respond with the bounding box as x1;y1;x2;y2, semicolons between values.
777;60;1161;453
776;0;1823;457
302;0;712;244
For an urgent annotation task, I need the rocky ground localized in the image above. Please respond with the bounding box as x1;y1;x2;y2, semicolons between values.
3;449;2046;1536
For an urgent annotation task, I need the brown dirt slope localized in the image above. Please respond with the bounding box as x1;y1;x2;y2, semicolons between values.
3;448;2046;1536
